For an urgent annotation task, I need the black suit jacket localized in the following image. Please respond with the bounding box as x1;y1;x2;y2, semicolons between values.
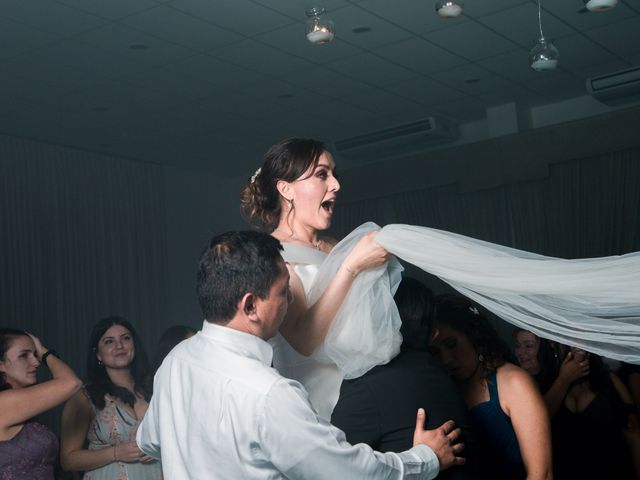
332;350;476;479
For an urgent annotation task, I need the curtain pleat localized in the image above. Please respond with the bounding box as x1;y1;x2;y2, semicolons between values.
0;136;167;385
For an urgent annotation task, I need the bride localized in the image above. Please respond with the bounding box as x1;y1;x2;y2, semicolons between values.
241;138;640;418
241;138;394;419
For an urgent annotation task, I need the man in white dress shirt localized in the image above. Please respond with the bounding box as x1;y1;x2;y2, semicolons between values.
137;230;464;479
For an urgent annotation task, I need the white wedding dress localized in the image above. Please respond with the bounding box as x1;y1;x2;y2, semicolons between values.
274;222;640;418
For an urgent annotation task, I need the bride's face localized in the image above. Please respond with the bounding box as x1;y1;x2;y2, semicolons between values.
286;152;340;232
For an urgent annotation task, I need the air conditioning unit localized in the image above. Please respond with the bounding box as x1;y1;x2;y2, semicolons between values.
332;116;459;164
587;65;640;106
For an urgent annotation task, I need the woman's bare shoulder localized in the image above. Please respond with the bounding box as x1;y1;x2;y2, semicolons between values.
497;363;537;390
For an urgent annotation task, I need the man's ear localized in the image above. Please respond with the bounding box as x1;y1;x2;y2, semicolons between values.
241;293;263;329
276;180;292;203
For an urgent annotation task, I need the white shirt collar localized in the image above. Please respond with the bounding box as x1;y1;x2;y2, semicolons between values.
200;320;273;367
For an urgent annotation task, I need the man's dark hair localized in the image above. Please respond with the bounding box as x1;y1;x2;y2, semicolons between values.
394;277;434;352
197;231;284;323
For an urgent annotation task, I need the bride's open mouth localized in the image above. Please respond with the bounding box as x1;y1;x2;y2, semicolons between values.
321;200;335;214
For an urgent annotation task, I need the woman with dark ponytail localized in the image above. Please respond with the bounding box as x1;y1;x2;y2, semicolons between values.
60;317;161;479
0;328;81;479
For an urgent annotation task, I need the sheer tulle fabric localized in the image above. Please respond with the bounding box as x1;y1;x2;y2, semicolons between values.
307;223;404;379
279;222;639;416
323;222;638;368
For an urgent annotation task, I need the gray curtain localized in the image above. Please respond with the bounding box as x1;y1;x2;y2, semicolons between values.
333;148;640;257
0;136;167;431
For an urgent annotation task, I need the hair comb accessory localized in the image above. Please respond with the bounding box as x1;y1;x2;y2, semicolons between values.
250;167;261;184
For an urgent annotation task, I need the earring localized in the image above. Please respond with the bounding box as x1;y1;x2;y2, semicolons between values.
288;198;294;209
97;360;103;366
478;354;484;362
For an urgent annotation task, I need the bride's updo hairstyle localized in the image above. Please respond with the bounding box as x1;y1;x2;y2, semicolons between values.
241;137;328;230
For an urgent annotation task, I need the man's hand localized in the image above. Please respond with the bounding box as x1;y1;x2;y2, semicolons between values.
412;408;465;471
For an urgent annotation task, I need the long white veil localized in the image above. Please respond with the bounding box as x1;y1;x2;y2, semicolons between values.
318;222;640;378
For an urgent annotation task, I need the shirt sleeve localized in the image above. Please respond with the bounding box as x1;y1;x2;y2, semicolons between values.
136;379;162;460
259;378;440;480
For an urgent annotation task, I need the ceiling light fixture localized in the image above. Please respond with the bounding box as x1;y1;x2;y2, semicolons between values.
305;7;335;45
583;0;618;12
529;0;559;71
435;0;464;18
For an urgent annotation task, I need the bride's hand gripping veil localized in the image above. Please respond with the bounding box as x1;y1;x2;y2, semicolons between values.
278;230;390;356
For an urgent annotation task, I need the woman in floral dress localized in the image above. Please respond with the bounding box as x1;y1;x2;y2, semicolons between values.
60;317;161;480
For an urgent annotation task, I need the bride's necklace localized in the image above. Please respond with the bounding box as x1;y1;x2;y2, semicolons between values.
273;229;323;250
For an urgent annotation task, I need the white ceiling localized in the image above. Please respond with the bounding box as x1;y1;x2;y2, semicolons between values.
2;0;639;176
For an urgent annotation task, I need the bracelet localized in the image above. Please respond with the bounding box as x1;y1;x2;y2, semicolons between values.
40;350;59;367
344;264;357;278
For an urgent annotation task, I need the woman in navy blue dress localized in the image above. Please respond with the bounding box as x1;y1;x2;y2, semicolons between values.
431;296;552;480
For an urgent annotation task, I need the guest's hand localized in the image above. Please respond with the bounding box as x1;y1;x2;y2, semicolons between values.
412;408;465;471
26;332;47;358
344;231;389;276
114;442;149;463
558;351;590;384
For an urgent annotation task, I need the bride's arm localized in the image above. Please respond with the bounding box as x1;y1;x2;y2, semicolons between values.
278;231;388;356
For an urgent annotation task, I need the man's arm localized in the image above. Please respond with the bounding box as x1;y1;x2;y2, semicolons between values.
136;409;161;461
136;377;162;460
261;378;463;480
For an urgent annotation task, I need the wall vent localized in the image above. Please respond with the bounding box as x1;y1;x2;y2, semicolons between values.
587;65;640;106
332;116;459;164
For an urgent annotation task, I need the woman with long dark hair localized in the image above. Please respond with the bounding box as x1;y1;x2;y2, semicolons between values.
514;329;591;417
0;328;81;479
431;296;552;480
60;316;161;479
550;346;640;479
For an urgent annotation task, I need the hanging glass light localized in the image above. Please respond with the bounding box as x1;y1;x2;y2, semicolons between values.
529;0;559;71
583;0;618;12
435;0;464;18
305;7;335;45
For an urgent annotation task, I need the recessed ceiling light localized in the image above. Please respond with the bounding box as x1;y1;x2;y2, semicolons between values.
128;44;148;50
584;0;618;12
351;26;372;34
